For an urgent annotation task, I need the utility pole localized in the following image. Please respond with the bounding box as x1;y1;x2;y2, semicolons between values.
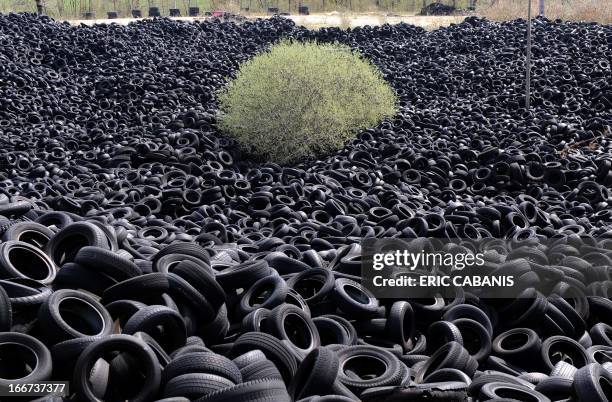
35;0;44;14
525;0;533;109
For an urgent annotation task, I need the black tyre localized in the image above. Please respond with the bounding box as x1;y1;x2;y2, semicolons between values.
73;334;161;402
313;317;352;346
492;328;542;370
55;262;117;296
1;221;54;249
336;345;403;394
289;347;340;400
163;373;235;399
216;260;271;291
385;301;415;353
0;285;11;331
479;382;550;402
240;359;284;382
152;243;211;268
132;331;171;367
452;318;492;363
230;332;298;384
574;363;612;402
426;321;463;354
0;332;53;387
415;342;478;383
443;303;493;337
587;345;612;364
264;304;320;357
238;274;288;316
45;222;110;266
0;240;56;284
167;273;215;323
162;352;242;385
541;336;589;372
122;305;187;353
332;278;379;318
173;260;226;310
38;289;113;344
233;350;267;369
102;273;169;305
75;246;141;281
590;323;612;347
467;371;536;396
194;378;290;402
535;376;573;401
286;268;335;306
0;278;51;309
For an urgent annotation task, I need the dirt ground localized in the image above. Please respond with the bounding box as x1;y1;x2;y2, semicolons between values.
67;13;467;30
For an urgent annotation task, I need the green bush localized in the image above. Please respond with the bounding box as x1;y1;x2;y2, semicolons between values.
218;41;397;164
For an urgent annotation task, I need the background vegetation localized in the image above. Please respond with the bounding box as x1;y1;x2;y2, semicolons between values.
218;41;396;164
477;0;611;24
0;0;606;29
1;0;471;20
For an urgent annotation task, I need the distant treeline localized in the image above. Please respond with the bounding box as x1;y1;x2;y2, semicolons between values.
0;0;474;19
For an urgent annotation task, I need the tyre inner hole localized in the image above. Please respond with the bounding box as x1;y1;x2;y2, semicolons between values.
294;277;324;300
494;387;539;402
249;284;273;306
58;297;105;336
8;246;51;281
402;313;411;342
256;316;268;331
343;355;386;380
142;228;164;240
283;313;312;349
17;230;49;249
550;345;581;366
593;350;612;364
317;322;342;345
501;332;528;350
345;285;369;305
414;297;439;307
0;343;37;380
54;234;88;265
600;377;612;398
460;327;481;354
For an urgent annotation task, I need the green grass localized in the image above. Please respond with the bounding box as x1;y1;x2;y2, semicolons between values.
218;40;397;164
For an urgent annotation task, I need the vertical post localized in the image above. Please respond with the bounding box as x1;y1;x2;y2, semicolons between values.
525;0;533;109
538;0;544;16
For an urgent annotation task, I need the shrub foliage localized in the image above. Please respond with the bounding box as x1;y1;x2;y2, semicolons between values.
218;41;397;164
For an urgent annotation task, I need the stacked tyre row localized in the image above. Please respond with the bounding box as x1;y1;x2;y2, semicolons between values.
0;206;611;400
0;14;610;245
0;10;610;402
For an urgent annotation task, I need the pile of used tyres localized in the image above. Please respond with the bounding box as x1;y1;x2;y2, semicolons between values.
419;2;457;16
0;11;611;402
